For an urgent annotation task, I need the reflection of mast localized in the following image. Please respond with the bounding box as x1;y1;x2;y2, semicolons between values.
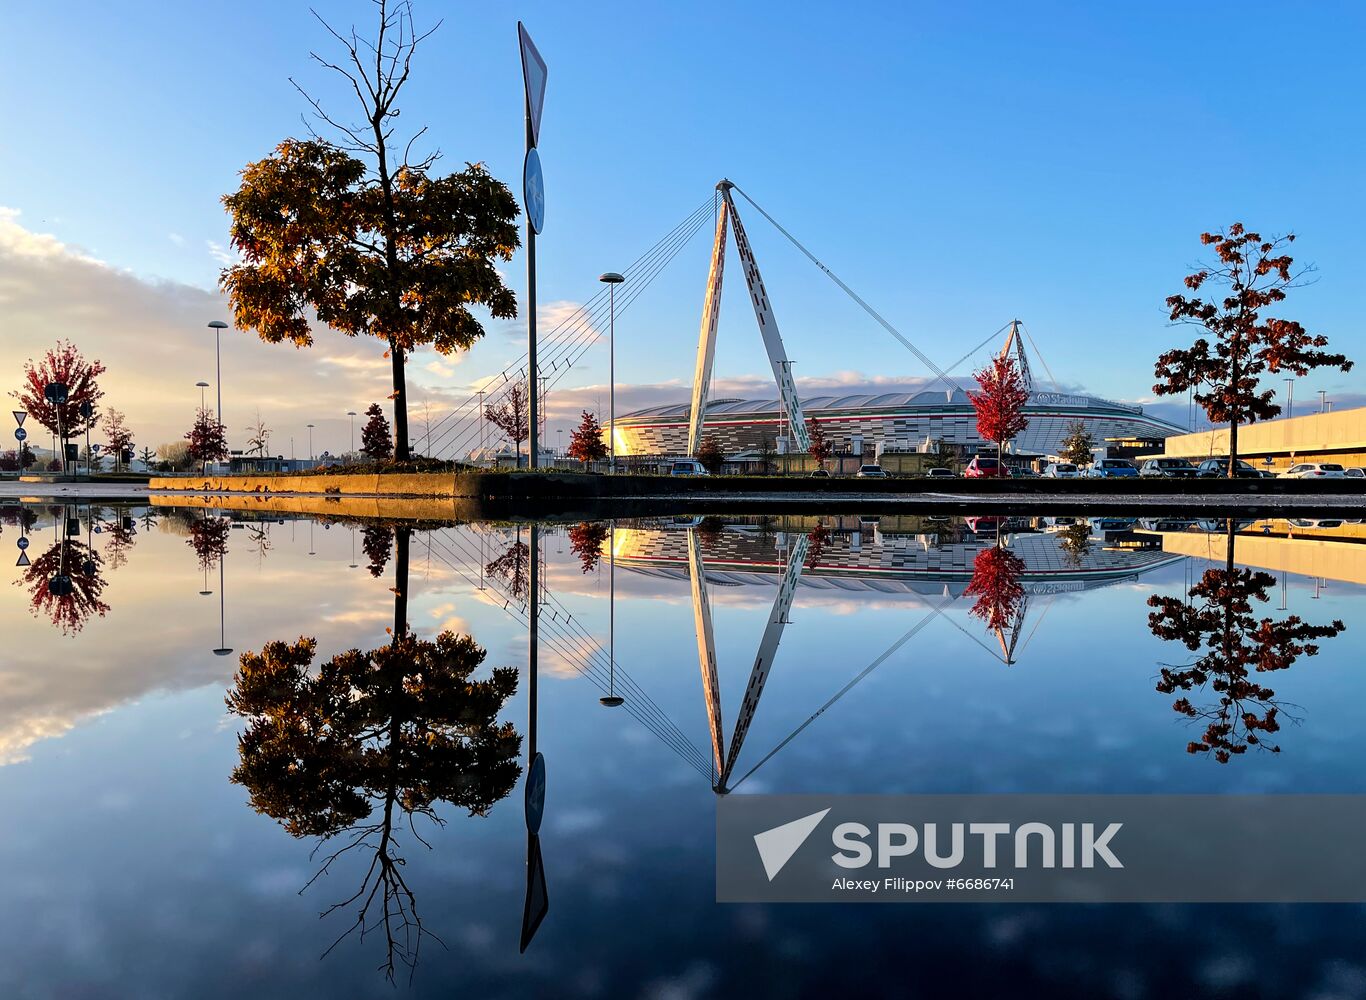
688;527;808;792
993;594;1029;666
521;523;548;953
601;519;624;706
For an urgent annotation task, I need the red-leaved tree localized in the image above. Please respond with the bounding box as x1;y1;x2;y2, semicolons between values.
968;356;1030;465
185;407;229;473
102;409;134;472
11;341;107;464
567;521;609;573
567;410;607;469
806;418;832;471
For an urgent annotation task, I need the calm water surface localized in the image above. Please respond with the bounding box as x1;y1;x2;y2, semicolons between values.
2;504;1364;999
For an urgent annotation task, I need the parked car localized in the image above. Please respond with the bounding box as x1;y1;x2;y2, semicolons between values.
925;467;956;478
1344;467;1365;479
1087;458;1138;478
1139;458;1197;478
1195;458;1263;479
855;464;888;478
964;456;1010;478
1043;462;1081;478
1012;466;1041;478
809;468;830;478
669;460;709;477
1280;463;1347;479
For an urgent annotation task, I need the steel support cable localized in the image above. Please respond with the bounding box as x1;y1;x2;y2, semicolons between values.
729;184;967;394
432;527;714;771
427;199;714;459
924;321;1014;393
423;535;715;780
425;530;715;777
727;597;956;791
421;196;713;451
433;203;714;459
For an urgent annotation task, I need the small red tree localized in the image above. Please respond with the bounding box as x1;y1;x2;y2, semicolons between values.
806;418;832;471
1157;223;1353;475
185;407;229;473
567;521;610;573
102;409;134;472
696;436;724;474
968;355;1030;464
360;403;393;461
484;383;529;464
11;340;107;465
567;410;607;469
964;543;1026;633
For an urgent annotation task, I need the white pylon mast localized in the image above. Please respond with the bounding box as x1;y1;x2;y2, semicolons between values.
687;180;811;456
998;318;1033;391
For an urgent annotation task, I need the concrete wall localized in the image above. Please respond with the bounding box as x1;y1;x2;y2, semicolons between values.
1146;406;1366;471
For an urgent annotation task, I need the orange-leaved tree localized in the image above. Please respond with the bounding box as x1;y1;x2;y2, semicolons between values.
220;0;520;462
1156;223;1352;476
567;410;607;469
968;355;1030;465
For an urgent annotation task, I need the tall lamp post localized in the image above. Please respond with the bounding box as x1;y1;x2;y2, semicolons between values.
206;321;227;428
599;272;624;474
1284;378;1294;420
306;423;315;461
347;411;357;454
195;381;209;411
1318;389;1328;414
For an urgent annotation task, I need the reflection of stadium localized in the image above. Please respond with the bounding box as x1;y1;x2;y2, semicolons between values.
614;516;1183;597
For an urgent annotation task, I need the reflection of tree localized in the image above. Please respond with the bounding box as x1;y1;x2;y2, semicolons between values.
18;537;109;634
101;516;137;571
1148;521;1345;762
362;525;394;578
1057;520;1092;568
567;521;609;574
965;543;1026;631
805;522;831;570
485;532;529;600
187;513;231;571
228;523;522;981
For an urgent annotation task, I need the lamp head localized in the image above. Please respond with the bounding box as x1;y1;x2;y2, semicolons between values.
598;272;624;284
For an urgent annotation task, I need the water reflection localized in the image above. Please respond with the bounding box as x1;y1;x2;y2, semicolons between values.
226;524;523;981
15;505;110;634
1147;519;1347;762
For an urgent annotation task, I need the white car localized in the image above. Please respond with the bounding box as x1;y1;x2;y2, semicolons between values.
1043;463;1081;478
926;467;956;479
1344;467;1365;479
669;460;710;477
1280;463;1347;479
856;464;889;478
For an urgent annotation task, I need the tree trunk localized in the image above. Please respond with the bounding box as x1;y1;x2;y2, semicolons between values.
389;337;409;462
1227;338;1240;479
393;526;410;638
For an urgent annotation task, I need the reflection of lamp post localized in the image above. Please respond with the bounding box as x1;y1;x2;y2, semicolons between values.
307;423;315;461
213;549;233;657
599;271;624;474
601;518;624;707
347;411;357;454
349;527;358;568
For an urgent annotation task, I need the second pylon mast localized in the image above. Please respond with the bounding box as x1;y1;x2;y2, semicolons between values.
687;180;811;456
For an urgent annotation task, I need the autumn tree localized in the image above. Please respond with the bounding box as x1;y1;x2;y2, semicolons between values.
485;383;529;465
805;522;831;570
806;418;832;471
567;521;609;573
360;403;393;462
964;540;1029;664
968;355;1030;465
11;340;106;465
17;535;109;635
1057;520;1093;568
219;1;520;463
245;411;272;457
185;407;229;473
1058;420;1094;468
696;435;725;474
566;410;607;469
362;523;394;577
485;531;529;601
157;440;193;472
1156;223;1353;475
1147;520;1345;761
102;409;134;472
187;512;231;572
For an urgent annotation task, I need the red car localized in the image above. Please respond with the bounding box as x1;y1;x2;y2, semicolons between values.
964;456;1011;478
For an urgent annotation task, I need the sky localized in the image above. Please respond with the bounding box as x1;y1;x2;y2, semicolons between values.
2;0;1365;456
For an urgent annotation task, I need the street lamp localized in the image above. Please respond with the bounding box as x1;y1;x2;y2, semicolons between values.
195;381;209;411
599;271;624;474
306;423;315;460
1283;378;1294;420
347;411;357;454
1318;389;1328;414
206;321;228;429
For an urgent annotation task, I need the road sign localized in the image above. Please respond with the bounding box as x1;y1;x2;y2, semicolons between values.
16;537;28;550
79;401;92;419
523;147;545;235
15;552;28;568
44;382;68;404
12;411;25;427
517;22;547;147
14;428;26;442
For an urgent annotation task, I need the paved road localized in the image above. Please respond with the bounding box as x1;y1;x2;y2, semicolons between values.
0;482;150;500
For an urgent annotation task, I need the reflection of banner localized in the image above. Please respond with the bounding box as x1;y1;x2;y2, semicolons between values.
520;832;548;953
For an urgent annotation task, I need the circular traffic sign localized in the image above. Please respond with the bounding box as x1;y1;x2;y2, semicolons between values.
523;147;545;235
13;428;25;442
79;401;93;419
524;751;546;833
16;537;28;550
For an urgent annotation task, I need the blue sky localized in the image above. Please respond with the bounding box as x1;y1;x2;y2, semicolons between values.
3;1;1364;452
